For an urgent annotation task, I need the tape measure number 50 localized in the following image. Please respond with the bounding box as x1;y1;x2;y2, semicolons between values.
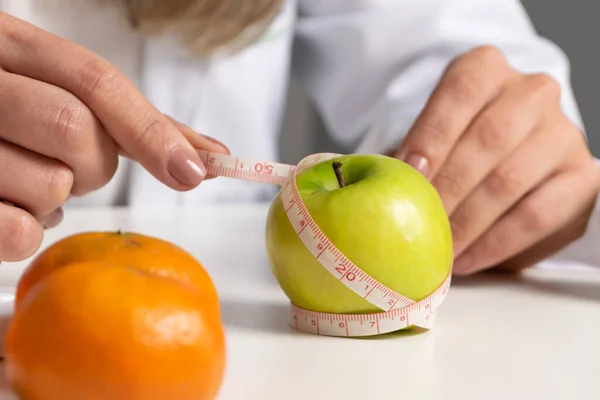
197;150;452;337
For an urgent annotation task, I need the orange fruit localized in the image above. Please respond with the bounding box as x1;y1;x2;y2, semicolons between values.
5;260;226;400
15;231;219;312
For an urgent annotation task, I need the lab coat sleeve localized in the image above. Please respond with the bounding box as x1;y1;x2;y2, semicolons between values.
292;0;585;153
292;0;599;269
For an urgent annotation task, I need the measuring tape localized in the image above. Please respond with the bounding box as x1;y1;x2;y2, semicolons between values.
197;150;452;337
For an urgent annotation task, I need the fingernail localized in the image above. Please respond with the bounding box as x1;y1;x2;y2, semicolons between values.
43;208;64;229
453;254;472;274
167;147;207;187
404;154;429;177
200;134;230;154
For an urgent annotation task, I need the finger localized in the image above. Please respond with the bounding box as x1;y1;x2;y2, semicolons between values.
0;140;73;217
394;46;517;178
0;70;115;196
431;73;560;213
0;13;206;190
166;116;231;155
495;152;599;272
39;207;64;230
449;117;574;256
453;163;600;275
119;116;231;180
164;116;231;180
495;203;595;273
117;120;230;159
0;202;44;262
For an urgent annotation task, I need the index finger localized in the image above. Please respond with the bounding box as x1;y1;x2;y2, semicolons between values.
394;46;515;179
0;12;206;190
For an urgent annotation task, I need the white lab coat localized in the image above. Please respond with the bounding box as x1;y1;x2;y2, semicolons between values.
2;0;599;267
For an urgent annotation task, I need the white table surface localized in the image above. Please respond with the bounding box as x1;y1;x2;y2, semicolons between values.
0;204;598;400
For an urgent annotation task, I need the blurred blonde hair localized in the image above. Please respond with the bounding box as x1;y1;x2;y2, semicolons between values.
114;0;284;54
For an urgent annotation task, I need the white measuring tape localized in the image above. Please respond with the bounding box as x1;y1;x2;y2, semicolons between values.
197;150;452;337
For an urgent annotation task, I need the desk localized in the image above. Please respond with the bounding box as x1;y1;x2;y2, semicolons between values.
0;205;598;400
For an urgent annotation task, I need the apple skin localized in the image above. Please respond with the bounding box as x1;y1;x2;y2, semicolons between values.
265;154;453;314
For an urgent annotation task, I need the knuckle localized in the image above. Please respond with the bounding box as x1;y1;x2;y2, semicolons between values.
469;45;507;65
451;45;507;72
0;210;41;260
416;118;450;158
134;117;164;150
474;114;512;151
433;171;464;201
527;73;561;98
49;101;88;154
0;12;8;31
95;157;118;190
519;200;552;233
444;46;510;100
77;58;119;97
449;212;468;245
587;159;600;188
0;12;18;41
443;69;483;103
556;119;584;150
45;165;74;213
485;167;523;198
478;229;507;262
70;154;117;197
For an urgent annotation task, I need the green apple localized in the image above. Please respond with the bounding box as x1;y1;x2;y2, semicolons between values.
265;154;453;314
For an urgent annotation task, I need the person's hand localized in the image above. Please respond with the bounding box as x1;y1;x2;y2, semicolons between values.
0;12;229;262
393;45;600;275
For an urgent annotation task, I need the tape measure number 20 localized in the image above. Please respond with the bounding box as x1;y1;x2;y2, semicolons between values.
197;150;452;337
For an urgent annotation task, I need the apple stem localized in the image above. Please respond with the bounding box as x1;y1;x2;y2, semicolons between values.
332;161;345;188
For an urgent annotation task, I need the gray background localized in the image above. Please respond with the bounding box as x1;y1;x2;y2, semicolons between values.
522;0;598;156
278;0;599;163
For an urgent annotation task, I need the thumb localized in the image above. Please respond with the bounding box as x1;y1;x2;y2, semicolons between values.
167;117;231;181
112;114;206;190
165;116;231;156
118;116;231;182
